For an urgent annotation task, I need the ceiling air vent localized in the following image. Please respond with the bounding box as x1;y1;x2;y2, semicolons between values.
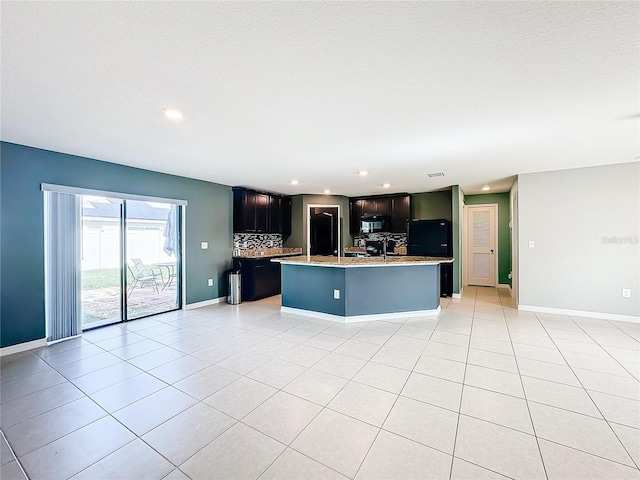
427;172;445;177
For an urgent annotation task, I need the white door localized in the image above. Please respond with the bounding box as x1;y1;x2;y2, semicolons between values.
467;205;497;286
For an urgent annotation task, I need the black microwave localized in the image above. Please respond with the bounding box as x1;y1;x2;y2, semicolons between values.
361;215;391;233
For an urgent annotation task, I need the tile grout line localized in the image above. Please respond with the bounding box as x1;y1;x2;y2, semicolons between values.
268;319;409;479
506;311;549;479
569;317;640;383
0;429;28;480
352;310;442;480
447;286;477;480
536;315;640;471
113;308;328;477
228;317;387;480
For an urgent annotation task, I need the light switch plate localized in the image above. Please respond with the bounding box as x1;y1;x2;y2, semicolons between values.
201;242;208;249
333;289;340;299
622;289;631;298
208;279;213;287
528;240;535;248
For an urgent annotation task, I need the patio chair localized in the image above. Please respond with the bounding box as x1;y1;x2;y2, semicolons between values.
128;258;163;294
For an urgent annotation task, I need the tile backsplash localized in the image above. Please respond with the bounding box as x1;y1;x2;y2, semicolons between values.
353;232;407;247
233;233;283;250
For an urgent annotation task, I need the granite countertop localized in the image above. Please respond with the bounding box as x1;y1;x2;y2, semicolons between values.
272;255;454;268
233;247;303;259
344;246;408;255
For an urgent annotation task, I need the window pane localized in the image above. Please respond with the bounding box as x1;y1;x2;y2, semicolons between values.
126;201;180;319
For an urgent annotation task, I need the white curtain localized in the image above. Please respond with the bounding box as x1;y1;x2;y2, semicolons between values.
44;191;82;342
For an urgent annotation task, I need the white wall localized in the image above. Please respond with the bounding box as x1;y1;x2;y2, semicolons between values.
518;162;639;319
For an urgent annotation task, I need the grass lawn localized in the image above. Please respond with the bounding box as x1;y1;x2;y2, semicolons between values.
82;268;129;290
82;264;174;290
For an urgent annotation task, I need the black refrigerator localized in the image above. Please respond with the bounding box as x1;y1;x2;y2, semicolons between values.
407;219;453;297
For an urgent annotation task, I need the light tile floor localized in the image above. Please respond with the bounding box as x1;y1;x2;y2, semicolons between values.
1;286;639;479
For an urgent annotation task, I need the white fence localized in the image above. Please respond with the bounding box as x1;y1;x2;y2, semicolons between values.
81;222;175;270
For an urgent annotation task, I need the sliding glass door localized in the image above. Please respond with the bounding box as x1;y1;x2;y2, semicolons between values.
77;196;181;330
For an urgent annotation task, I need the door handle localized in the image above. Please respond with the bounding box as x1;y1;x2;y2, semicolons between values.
490;249;494;254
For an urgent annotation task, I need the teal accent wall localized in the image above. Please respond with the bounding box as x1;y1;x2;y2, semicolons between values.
464;192;512;286
1;142;232;348
410;190;452;220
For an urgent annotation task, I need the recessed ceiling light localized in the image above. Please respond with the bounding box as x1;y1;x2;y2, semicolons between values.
382;183;391;188
427;172;445;177
323;189;331;195
482;185;490;191
161;107;185;121
358;171;368;176
290;179;299;185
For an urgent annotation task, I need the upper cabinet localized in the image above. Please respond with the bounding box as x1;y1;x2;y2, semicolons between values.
390;195;410;233
349;194;410;235
269;195;292;236
233;187;291;235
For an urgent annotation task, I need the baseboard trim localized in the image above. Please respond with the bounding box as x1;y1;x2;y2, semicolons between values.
498;284;513;297
185;297;226;310
48;334;82;346
0;338;47;357
518;304;640;324
452;286;463;299
281;306;440;323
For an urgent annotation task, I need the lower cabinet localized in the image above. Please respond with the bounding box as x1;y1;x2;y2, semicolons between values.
233;258;281;301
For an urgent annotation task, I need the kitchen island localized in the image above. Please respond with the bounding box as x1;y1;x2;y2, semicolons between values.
272;255;454;322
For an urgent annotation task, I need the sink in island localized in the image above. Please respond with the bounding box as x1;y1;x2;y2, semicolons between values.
271;255;454;322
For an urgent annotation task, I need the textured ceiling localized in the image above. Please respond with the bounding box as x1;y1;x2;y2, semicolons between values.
1;1;638;196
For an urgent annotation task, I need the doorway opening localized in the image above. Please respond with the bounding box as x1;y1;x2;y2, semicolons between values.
307;205;340;256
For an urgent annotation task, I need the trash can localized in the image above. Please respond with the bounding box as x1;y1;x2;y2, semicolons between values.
227;270;241;305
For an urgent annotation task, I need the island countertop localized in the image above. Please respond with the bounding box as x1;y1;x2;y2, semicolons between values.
233;247;302;259
272;255;454;268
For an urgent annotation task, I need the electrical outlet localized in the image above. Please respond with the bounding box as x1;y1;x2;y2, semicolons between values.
333;289;340;299
528;240;535;248
207;278;213;287
201;241;208;249
622;289;631;298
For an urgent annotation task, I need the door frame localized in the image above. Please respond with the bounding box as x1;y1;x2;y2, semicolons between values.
510;189;519;304
463;203;499;287
307;204;341;257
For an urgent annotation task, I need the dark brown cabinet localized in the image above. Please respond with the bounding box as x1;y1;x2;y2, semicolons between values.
233;187;291;235
280;196;292;236
234;188;268;233
374;198;391;215
390;196;410;233
232;257;281;301
349;194;410;234
254;193;270;232
361;199;376;216
269;195;292;236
